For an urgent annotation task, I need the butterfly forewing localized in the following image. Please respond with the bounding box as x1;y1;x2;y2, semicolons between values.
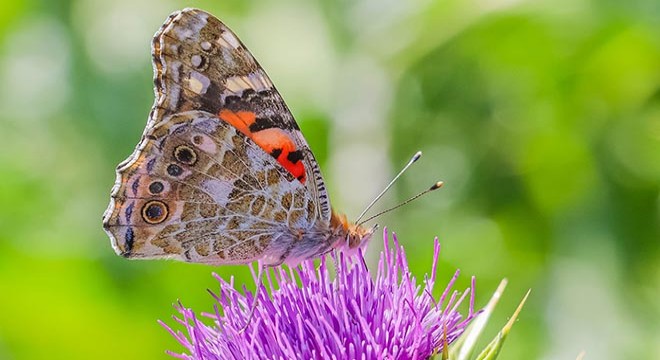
150;8;330;220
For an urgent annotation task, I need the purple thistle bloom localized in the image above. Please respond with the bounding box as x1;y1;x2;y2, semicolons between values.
162;229;478;359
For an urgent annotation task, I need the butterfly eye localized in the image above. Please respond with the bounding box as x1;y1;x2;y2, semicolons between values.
148;181;164;194
142;201;168;224
174;145;197;165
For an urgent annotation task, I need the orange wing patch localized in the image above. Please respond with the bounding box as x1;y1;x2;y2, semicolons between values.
219;110;306;183
218;110;255;134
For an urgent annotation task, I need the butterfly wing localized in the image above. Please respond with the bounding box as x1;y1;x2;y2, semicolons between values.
103;110;321;264
151;8;330;220
102;9;332;265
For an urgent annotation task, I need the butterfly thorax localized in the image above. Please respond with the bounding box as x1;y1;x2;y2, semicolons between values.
328;211;375;252
263;211;374;265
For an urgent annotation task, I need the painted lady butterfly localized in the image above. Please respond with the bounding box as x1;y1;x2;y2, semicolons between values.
102;8;376;267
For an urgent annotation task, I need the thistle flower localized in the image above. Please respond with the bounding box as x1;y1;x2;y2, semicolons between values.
162;229;478;359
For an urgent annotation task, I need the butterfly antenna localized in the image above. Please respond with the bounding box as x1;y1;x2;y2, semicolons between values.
355;151;423;224
356;181;444;226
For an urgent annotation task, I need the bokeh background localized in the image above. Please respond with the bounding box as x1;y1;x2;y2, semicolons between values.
1;0;658;359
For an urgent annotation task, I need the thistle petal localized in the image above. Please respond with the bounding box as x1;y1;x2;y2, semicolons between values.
162;229;479;359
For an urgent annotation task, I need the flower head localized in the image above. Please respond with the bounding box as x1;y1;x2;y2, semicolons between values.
162;229;478;359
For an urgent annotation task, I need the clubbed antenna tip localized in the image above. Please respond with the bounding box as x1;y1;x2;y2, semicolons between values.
430;181;444;190
412;151;423;162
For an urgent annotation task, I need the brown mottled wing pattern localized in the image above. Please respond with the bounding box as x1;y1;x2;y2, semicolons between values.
150;8;330;220
103;111;319;264
102;8;332;265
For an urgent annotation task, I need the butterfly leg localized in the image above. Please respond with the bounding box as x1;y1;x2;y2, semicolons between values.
239;261;271;333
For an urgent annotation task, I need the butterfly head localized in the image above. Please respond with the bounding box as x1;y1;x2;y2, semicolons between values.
330;212;377;253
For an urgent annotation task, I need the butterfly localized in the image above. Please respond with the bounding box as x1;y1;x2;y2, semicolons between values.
102;8;376;267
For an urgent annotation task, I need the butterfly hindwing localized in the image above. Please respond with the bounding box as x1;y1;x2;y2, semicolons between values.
103;110;321;264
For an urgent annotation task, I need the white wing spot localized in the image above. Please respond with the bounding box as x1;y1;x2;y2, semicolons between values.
248;71;273;89
174;27;194;40
225;74;273;93
187;71;210;94
191;54;203;68
217;30;240;49
200;41;213;51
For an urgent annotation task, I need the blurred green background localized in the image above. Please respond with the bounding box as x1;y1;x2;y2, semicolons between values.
1;0;658;359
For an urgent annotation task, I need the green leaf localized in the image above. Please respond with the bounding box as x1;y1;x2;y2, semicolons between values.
449;279;508;360
474;289;531;360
